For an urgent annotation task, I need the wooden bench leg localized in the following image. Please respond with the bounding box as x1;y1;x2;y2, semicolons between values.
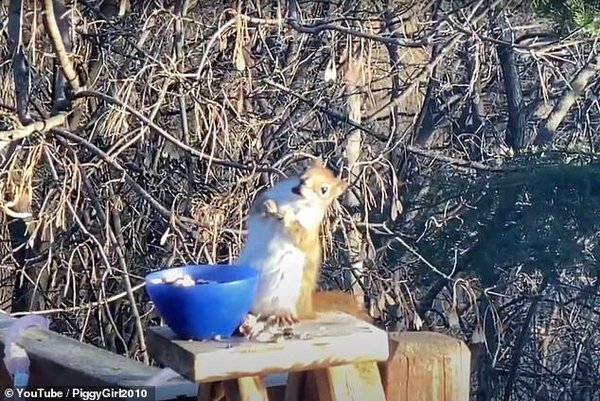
222;376;270;401
313;362;387;401
197;378;269;401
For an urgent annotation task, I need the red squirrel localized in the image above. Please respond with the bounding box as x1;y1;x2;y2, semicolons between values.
235;158;370;328
210;159;369;400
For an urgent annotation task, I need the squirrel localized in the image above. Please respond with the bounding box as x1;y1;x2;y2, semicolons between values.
235;158;370;328
208;159;370;401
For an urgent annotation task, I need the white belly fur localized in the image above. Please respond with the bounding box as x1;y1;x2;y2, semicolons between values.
236;215;305;316
234;177;325;317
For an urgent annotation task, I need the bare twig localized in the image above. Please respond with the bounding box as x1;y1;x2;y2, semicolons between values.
0;113;67;142
73;90;284;176
52;128;241;234
108;193;149;363
502;276;550;401
534;52;600;146
264;79;514;172
10;283;146;316
342;55;366;304
42;0;81;92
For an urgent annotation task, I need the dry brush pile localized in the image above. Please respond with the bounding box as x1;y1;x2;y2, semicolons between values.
2;0;600;399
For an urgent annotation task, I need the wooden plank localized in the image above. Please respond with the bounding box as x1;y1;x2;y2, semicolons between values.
313;362;386;401
147;312;389;383
241;376;270;401
380;331;471;401
0;312;197;400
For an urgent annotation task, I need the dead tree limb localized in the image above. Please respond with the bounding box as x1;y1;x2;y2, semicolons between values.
533;53;600;146
47;0;75;112
42;0;81;93
264;79;514;173
6;0;35;314
107;189;149;364
413;0;443;146
457;39;485;160
0;114;67;142
72;90;283;175
173;0;193;198
343;54;367;306
51;128;243;235
495;11;527;150
8;0;32;124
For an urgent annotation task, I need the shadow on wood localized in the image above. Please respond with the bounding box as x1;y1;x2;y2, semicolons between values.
237;329;473;401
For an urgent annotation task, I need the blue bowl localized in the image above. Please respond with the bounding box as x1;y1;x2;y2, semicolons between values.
145;264;258;340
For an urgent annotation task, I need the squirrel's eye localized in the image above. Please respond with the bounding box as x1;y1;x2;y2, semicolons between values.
320;185;329;195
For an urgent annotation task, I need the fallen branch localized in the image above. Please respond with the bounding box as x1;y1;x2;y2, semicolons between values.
533;52;600;146
0;113;68;142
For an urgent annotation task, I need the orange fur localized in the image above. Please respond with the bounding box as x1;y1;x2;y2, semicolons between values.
312;291;372;323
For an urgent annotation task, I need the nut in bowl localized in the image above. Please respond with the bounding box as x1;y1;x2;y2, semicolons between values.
145;264;259;340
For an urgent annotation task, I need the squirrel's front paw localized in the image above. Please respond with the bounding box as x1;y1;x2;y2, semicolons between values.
262;199;295;223
238;313;265;338
262;199;288;221
262;199;279;216
268;312;300;327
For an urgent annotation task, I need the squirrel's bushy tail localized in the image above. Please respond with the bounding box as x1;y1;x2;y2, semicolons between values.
312;291;372;323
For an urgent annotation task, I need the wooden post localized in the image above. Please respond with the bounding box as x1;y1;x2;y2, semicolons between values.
379;331;471;401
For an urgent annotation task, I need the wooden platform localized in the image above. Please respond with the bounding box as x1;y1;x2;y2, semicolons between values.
0;309;472;401
146;312;390;384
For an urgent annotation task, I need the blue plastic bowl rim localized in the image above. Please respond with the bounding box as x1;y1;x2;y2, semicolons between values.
144;264;257;288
